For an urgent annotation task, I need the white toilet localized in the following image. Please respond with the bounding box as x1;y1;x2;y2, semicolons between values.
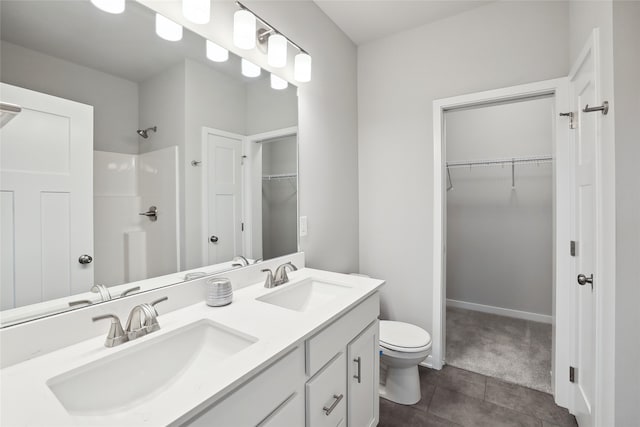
379;320;432;405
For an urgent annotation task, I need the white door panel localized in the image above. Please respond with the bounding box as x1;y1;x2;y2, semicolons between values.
569;34;599;427
204;131;242;265
0;83;93;308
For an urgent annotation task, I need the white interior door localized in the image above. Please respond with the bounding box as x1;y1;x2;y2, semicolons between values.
569;33;600;427
0;83;93;309
204;130;243;265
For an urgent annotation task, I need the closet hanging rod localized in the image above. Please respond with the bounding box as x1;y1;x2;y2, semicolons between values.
446;155;552;169
262;173;297;181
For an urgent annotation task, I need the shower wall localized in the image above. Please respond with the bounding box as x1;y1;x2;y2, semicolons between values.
446;98;553;319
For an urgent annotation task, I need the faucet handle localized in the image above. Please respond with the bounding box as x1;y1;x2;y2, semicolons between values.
92;314;128;347
120;286;141;298
145;296;168;333
262;269;274;288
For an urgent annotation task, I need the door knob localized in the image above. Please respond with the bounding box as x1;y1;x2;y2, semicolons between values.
577;273;593;289
78;254;93;264
210;235;219;243
139;206;158;222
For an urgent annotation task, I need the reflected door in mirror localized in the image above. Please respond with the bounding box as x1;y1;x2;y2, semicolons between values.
1;83;93;309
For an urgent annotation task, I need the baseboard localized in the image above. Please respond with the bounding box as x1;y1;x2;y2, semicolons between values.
420;355;434;369
446;299;552;324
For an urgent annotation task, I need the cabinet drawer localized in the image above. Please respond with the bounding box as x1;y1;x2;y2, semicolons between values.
306;352;347;427
258;392;304;427
306;293;379;376
181;346;304;426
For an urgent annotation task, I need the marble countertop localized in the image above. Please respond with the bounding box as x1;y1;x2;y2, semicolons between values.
0;268;384;426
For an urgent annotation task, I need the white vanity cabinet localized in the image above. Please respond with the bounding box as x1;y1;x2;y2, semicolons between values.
181;293;380;427
305;294;380;427
347;320;379;427
182;346;305;427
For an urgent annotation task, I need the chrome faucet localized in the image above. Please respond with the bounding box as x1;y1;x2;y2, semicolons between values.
92;297;168;348
125;296;168;340
231;255;249;267
262;262;298;289
274;262;298;285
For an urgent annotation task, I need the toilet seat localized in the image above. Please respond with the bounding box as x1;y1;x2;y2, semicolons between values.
380;320;432;353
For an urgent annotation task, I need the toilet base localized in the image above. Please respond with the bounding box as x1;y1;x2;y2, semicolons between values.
379;364;421;405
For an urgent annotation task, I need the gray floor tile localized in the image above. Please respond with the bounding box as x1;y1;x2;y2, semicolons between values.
485;378;577;427
429;387;541;427
380;397;460;427
431;366;487;400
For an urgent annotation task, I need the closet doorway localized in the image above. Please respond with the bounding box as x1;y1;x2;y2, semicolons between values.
432;79;572;405
445;95;554;392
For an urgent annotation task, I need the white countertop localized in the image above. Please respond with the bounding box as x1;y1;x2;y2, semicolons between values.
0;268;384;426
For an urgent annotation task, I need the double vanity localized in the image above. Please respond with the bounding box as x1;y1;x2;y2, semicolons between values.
0;256;384;426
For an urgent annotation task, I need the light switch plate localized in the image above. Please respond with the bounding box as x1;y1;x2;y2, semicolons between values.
300;216;308;237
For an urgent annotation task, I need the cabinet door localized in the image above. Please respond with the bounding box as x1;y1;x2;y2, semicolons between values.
306;352;347;427
347;320;379;427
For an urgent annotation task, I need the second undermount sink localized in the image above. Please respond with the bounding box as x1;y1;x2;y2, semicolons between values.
47;319;257;416
257;278;352;312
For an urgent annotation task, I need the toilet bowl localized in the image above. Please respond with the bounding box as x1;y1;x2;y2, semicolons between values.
379;320;432;405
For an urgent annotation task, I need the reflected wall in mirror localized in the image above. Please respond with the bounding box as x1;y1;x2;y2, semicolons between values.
0;0;298;326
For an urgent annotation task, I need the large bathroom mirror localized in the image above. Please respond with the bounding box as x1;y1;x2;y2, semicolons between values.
0;0;299;326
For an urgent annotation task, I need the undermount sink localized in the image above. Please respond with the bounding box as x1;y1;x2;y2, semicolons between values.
257;278;352;312
47;320;257;416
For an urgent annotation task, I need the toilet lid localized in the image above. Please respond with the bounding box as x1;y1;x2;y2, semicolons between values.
379;320;432;351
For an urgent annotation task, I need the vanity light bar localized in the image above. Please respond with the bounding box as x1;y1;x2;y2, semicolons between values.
234;0;311;82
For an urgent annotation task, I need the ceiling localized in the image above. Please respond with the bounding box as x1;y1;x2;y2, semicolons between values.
313;0;491;45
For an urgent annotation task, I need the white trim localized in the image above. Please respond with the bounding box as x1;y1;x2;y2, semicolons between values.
419;354;434;369
432;78;571;407
446;299;552;324
246;127;300;258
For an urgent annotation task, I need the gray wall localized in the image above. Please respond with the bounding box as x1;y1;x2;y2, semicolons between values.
0;41;139;154
612;1;640;424
358;1;569;333
445;98;553;316
245;77;298;135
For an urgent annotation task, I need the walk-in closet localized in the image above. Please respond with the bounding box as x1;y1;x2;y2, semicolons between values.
444;96;554;393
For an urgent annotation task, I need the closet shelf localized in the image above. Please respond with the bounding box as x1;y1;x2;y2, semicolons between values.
446;155;552;191
262;173;297;181
446;155;552;169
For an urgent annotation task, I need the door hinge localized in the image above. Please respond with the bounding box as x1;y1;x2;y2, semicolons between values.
569;366;576;383
241;222;244;232
570;241;576;257
559;112;576;129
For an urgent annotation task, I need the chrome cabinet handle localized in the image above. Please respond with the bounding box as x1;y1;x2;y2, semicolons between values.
322;394;343;416
78;254;93;264
210;235;219;243
139;206;158;221
353;357;362;383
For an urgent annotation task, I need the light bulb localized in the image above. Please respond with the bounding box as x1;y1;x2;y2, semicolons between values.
90;0;125;14
241;59;261;78
233;10;256;50
206;40;229;62
268;34;287;68
294;53;311;83
182;0;210;25
270;74;288;90
155;14;183;42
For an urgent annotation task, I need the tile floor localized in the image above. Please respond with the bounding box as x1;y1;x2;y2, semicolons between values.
379;365;577;427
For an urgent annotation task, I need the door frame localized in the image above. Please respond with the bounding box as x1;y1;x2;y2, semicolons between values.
200;127;245;266
431;78;572;406
245;126;299;261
